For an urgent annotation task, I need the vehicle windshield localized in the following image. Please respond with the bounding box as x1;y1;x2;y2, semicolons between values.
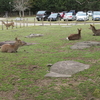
78;13;86;16
88;11;92;13
37;11;45;14
49;13;57;17
93;12;100;15
67;13;72;16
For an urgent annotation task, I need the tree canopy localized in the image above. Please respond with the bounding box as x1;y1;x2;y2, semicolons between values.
0;0;100;15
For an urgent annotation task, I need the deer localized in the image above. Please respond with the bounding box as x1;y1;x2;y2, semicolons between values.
1;20;14;28
89;24;100;36
66;28;82;40
0;38;25;53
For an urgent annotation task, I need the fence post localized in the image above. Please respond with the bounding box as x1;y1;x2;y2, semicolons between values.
49;18;51;26
93;20;95;25
6;20;8;30
26;18;28;27
34;18;35;26
20;20;21;28
66;18;68;25
16;20;17;28
23;18;25;27
58;19;60;25
11;20;13;29
84;18;86;25
2;21;3;30
75;19;77;25
42;18;44;26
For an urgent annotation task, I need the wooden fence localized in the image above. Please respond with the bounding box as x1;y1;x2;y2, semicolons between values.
0;18;98;30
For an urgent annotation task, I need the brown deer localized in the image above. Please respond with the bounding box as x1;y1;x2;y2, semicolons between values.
1;20;14;28
66;28;82;40
89;24;100;36
0;38;24;53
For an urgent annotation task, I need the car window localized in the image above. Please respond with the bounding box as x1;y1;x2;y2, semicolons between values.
67;13;72;16
93;12;100;15
37;11;45;14
49;13;57;17
78;13;86;16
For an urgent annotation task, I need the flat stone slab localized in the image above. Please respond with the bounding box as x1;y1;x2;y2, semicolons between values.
71;41;100;49
0;41;27;46
45;61;90;77
25;34;43;38
0;41;38;46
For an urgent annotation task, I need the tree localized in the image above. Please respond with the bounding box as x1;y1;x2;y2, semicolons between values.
13;0;32;17
0;0;13;16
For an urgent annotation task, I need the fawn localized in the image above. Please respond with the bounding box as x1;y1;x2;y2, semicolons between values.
1;20;14;28
1;38;24;53
89;24;100;36
66;28;82;40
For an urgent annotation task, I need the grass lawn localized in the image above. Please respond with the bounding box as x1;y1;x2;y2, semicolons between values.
0;24;100;100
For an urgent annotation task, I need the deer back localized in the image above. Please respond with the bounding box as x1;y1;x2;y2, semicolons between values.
1;21;5;25
1;38;23;53
67;28;81;40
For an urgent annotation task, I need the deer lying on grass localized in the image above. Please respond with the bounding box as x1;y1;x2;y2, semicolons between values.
89;24;100;36
66;28;82;40
1;20;14;28
0;38;24;53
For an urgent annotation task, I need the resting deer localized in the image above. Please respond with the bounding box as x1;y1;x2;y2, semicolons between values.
1;20;14;28
66;28;82;40
0;38;24;53
89;24;100;36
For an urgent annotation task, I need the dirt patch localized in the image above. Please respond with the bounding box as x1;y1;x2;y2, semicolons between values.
15;64;40;71
71;41;100;49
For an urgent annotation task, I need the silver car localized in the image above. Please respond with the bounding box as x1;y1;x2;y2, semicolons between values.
92;11;100;21
63;12;76;21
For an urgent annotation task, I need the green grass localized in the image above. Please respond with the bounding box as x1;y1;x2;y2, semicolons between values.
0;24;100;100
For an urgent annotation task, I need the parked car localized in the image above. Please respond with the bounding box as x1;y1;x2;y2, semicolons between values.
48;13;62;21
76;11;84;17
92;11;100;21
63;12;76;21
76;13;89;21
36;11;51;21
87;11;93;16
69;10;76;15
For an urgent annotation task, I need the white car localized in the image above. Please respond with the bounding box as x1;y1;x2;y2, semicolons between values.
76;13;89;21
87;11;93;16
76;11;84;17
63;12;76;21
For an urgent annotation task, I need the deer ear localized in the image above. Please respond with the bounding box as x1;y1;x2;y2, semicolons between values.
90;24;93;26
15;37;18;41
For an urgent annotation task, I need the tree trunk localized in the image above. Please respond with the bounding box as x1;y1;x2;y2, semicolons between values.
29;9;31;16
19;11;22;18
22;11;24;17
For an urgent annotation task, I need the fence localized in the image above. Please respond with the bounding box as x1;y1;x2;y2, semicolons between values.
0;18;99;30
